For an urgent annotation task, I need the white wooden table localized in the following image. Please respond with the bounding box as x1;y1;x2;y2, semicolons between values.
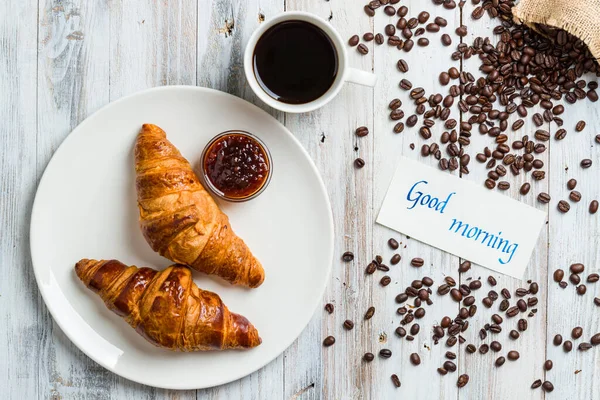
2;0;599;398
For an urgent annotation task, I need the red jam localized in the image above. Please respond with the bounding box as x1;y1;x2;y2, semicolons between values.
203;133;270;199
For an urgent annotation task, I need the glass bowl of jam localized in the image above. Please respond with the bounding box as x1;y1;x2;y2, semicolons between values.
200;130;272;202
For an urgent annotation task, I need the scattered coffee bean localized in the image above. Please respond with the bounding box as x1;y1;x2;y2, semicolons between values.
391;374;401;388
348;35;360;46
518;318;528;331
590;200;599;214
579;342;593;351
591;333;600;345
553;334;563;345
544;360;553;371
553;269;565;282
581;159;593;168
342;251;354;262
323;336;335;347
441;34;452;46
324;303;334;314
571;263;585;274
558;200;570;213
363;352;375;362
375;33;384;44
380;348;392;358
459;260;471;273
355;126;369;137
495;356;506;367
538;192;551;204
365;306;375;320
363;32;374;41
542;381;554;393
397;59;408;72
567;178;577;190
343;319;354;330
577;284;587;295
575;120;586;132
510;330;520;340
507;350;520;360
354;158;365;168
479;344;489;354
411;257;424;267
532;379;542;389
563;340;573;352
410;353;421;365
357;44;369;55
380;275;392;286
457;374;469;388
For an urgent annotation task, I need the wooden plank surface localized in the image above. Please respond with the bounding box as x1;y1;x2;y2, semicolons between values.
1;0;600;398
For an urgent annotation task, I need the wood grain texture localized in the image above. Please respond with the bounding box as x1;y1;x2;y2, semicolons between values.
0;1;41;399
546;78;600;400
2;0;600;398
282;1;374;398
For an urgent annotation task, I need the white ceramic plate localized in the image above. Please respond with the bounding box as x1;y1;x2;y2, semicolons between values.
30;86;334;390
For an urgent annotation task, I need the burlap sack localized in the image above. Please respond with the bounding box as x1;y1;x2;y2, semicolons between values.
513;0;600;60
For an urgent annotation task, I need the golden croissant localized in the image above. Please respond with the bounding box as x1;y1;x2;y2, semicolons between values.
134;124;265;288
75;259;262;351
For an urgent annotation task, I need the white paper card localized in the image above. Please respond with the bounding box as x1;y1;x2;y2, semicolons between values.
377;157;546;279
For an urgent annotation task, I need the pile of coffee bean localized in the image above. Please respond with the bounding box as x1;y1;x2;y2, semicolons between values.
351;0;599;213
552;263;599;303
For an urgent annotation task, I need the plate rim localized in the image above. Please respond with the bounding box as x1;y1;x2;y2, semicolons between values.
29;85;335;390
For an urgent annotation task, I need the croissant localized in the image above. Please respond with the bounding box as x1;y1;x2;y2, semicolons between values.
75;259;261;351
134;124;265;288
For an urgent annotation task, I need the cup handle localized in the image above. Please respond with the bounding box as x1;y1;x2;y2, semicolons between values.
346;68;377;87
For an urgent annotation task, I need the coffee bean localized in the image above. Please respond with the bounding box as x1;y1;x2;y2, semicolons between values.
538;192;551;204
323;336;335;346
437;368;448;376
533;113;543;126
364;5;376;16
531;379;542;389
342;251;354;262
375;33;384;44
357;44;369;55
490;341;502;352
443;360;457;372
542;359;553;371
519;183;531;195
558;200;570;213
414;307;426;319
388;374;401;388
363;352;375;362
365;306;375;320
459;260;471;273
354;158;365;169
553;334;563;346
411;257;424;267
577;284;587;295
499;299;510;312
564;340;573;352
572;326;584;339
495;356;505;367
479;344;489;354
384;5;396;16
555;129;567;140
324;303;334;314
515;288;528;297
365;262;377;275
507;350;520;360
498;181;510;190
542;381;554;392
506;306;519;318
455;25;467;37
571;263;585;274
590;200;599;214
488;276;497;286
399;79;412;90
457;374;469;388
596;134;600;144
441;34;452;46
591;333;600;345
380;275;391;287
579;342;593;351
510;330;520;339
535;129;550;141
465;344;476;354
384;24;396;37
450;288;463;302
518;318;528;331
348;35;359;46
417;38;429;47
581;158;593;168
445;351;456;360
575;120;586;131
397;59;408;73
355;126;369;137
553;269;565;282
363;32;374;41
595;297;600;306
410;353;421;365
380;348;392;358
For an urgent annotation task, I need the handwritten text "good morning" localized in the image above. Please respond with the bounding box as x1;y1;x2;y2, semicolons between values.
406;180;519;264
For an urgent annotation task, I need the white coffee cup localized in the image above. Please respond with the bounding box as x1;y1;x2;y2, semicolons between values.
244;11;377;113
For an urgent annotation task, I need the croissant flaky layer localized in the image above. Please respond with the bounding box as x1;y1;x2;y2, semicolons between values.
75;259;262;351
134;123;265;288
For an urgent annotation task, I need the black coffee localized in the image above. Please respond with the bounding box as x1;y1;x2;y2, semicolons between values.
253;20;338;104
